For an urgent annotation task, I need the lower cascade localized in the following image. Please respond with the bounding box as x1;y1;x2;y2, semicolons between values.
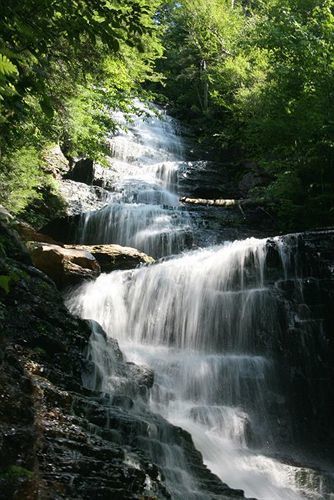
67;106;334;499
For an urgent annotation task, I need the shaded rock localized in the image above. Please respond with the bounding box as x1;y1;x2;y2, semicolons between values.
0;228;168;500
27;242;100;288
65;158;95;185
238;171;267;197
42;214;81;243
65;244;155;272
0;205;14;224
260;231;334;454
237;162;270;197
178;160;240;199
0;209;32;265
14;220;58;244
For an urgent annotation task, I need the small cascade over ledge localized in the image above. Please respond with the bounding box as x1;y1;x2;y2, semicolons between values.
67;104;334;500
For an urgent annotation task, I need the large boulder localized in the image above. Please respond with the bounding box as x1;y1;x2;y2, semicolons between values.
65;243;155;273
27;242;100;288
65;158;95;185
92;163;118;190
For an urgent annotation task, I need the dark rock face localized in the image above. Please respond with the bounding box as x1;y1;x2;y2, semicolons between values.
42;214;82;244
263;231;334;456
0;218;245;499
178;160;240;200
0;207;32;265
14;220;59;244
65;158;95;185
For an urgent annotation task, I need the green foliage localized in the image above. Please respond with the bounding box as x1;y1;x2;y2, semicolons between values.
0;465;33;480
62;86;115;162
0;0;163;217
158;0;334;229
0;268;28;294
0;0;162;134
0;275;11;294
0;146;44;214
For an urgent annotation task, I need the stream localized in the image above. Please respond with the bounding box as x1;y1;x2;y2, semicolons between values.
67;105;333;499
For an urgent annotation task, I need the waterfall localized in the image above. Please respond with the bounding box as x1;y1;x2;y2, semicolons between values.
77;104;192;258
67;104;332;500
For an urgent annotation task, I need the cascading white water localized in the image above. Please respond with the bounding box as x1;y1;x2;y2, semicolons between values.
77;104;191;258
68;105;325;499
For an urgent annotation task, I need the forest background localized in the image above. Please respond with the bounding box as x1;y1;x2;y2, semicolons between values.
0;0;333;229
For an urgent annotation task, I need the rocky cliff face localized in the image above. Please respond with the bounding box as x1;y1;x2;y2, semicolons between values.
231;230;334;460
0;217;245;499
269;231;334;456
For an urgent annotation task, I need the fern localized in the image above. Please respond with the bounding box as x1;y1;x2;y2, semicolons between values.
0;54;18;77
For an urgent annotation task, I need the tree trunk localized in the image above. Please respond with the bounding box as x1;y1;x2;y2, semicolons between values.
200;59;208;113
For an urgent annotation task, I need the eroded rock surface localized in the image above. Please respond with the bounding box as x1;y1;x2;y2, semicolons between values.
42;144;70;179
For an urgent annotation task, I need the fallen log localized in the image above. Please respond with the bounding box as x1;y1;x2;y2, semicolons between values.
179;197;257;208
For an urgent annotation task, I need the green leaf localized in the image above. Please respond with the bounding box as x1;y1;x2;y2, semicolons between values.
0;54;18;77
0;275;11;294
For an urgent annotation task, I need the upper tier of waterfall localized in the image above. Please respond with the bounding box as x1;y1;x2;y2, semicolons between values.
77;104;192;258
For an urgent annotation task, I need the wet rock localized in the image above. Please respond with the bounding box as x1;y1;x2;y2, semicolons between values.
26;242;100;288
93;163;117;190
264;232;334;453
65;243;155;272
59;180;110;216
126;362;154;390
0;221;169;499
